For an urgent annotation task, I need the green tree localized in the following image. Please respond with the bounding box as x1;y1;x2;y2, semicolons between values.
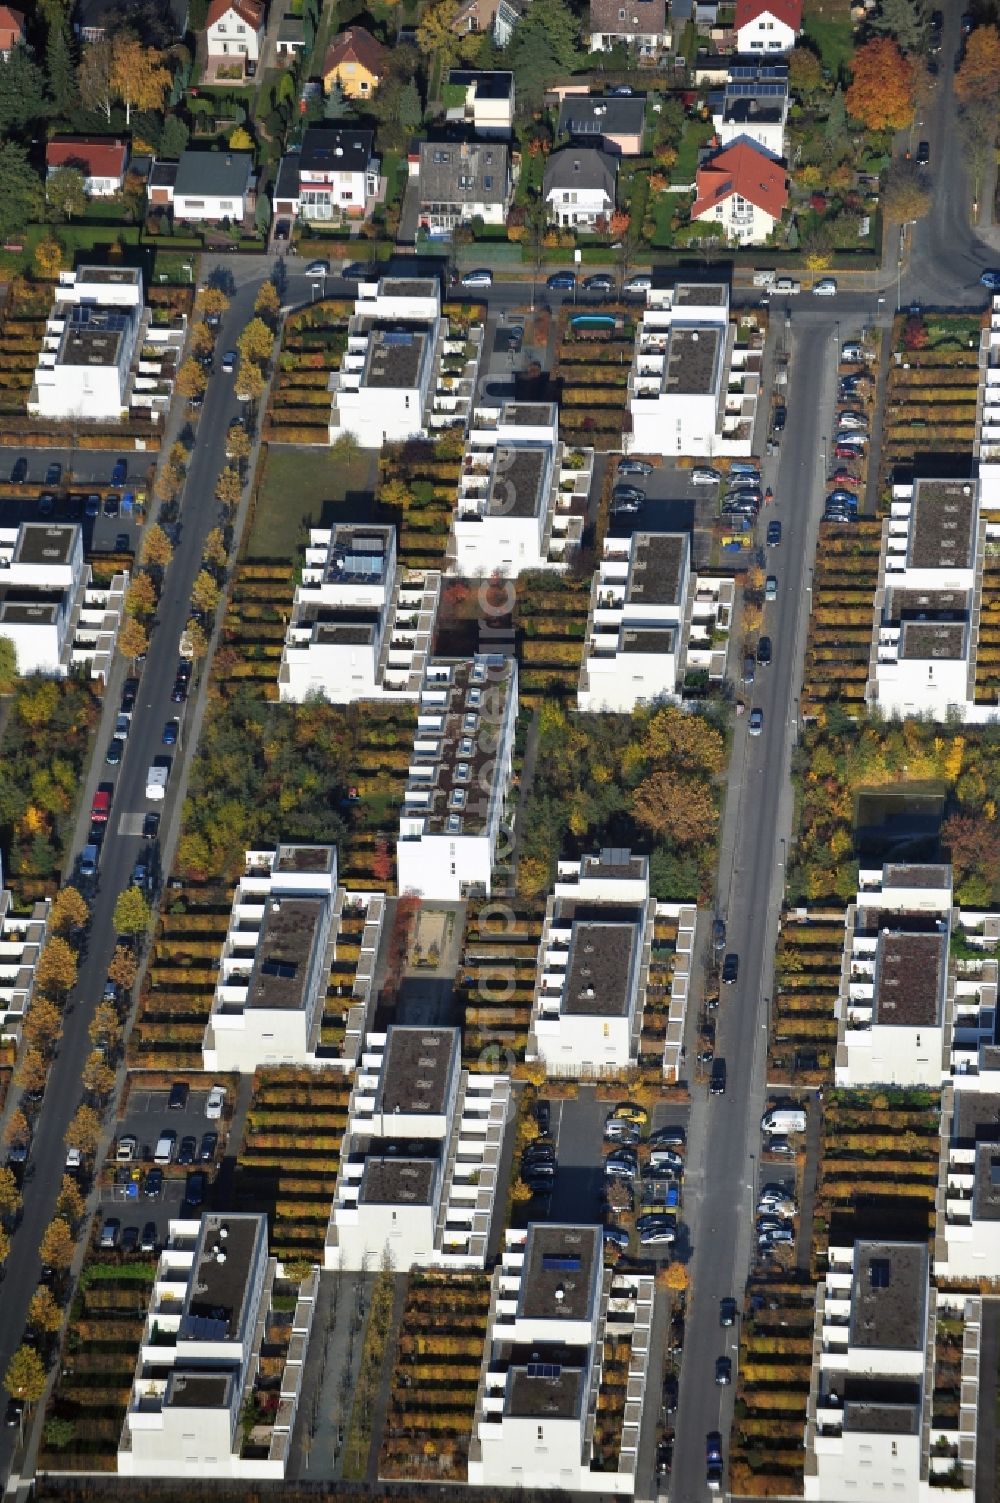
33;236;64;279
89;1001;121;1052
35;935;77;998
81;1049;115;1099
55;1175;84;1224
870;0;927;51
254;190;271;237
4;1347;45;1405
0;45;48;135
176;358;207;400
0;637;17;694
788;44;825;101
141;523;174;569
160;112;189;158
46;166;86;221
0;143;43;242
49;884;89;935
44;1417;77;1450
882;161;931;222
398;77;422;132
64;1105;100;1157
118;615;149;661
416;0;461;65
504;0;580;112
324;79;351;119
253;280;280;321
823;87;847;154
234;359;265;403
46;17;79;116
112;886;152;940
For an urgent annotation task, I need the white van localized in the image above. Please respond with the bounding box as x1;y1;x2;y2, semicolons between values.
761;1108;807;1135
154;1130;177;1164
146;762;169;800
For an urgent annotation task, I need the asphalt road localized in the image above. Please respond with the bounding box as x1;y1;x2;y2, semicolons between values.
0;271;267;1486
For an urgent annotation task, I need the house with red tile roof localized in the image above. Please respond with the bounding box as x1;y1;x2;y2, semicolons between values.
691;140;788;244
734;0;802;53
0;4;24;56
206;0;265;70
46;136;129;197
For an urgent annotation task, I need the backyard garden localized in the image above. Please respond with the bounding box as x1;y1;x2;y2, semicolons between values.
553;314;634;450
729;1275;816;1498
768;911;845;1088
799;518;882;719
881;312;984;476
264;300;353;445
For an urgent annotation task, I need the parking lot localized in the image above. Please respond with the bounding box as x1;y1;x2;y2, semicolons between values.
0;446;149;553
608;461;723;571
97;1083;230;1252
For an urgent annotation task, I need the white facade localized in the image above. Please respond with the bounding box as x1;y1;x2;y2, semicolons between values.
804;1240;977;1501
692;189;779;245
325;1025;510;1270
527;852;655;1075
467;1223;653;1493
29;265;144;422
202;845;383;1074
119;1214;318;1479
446;69;515;137
735;9;797;51
578;531;735;710
207;2;263;61
0;850;49;1041
0;521;127;681
396;655;518;901
627;282;758;457
328;277;483;449
936;1084;1000;1282
451;401;590;576
867;478;997;723
976;295;1000;507
713;64;789;158
278;524;441;703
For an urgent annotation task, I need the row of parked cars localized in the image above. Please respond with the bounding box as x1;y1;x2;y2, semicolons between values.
604;1104;687;1249
825;342;874;522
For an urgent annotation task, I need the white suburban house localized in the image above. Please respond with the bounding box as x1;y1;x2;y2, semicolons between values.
451;401;591;576
803;1238;978;1501
0;521;127;680
627;281;759;457
543;146;617;229
467;1223;653;1493
0;853;49;1042
278;524;441;703
46;135;129;196
578;530;734;710
712;60;789;158
691;140;788;245
586;0;667;53
526;851;656;1075
205;0;265;68
446;69;515;137
272;127;381;223
118;1214;317;1479
29;265;147;423
201;844;384;1075
169;150;254;222
328;276;483;448
396;654;518;902
416;139;511;233
325;1025;511;1271
734;0;801;53
866;478;991;723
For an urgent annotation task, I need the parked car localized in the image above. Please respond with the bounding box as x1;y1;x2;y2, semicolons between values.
764;575;777;601
711;917;727;952
121;677;139;714
617;459;652;477
722;953;739;985
177;1135;197;1166
144;1167;164;1198
111;458;127;486
981;270;1000;290
829;468;859;487
749;707;764;736
649;1124;686;1147
168;1081;189;1110
583;274;614;293
10;457;27;483
200;1132;218;1161
720;1296;738;1327
5;1398;24;1429
105;736;125;766
624;274;652;292
603;1225;630;1250
546;272;576;291
836;442;865;460
143;812;160;840
221;351;236;374
837;412;868;431
140;1221;158;1253
612;484;645;505
710;1058;727;1095
691;466;721;485
828;489;859;509
605;1118;641;1144
45;462;62;486
766;520;782;547
757;635;772;667
121;1224;140;1254
772;404;786;434
661;1373;679;1414
100;1217;120;1249
206;1085;226;1119
162;718;180;746
812;278;838;296
460;268;493;289
184;1170;207;1208
171;676;188;703
715;1356;732;1385
305;259;330;278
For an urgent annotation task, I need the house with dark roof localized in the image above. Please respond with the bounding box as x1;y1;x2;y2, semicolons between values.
273;128;381;222
587;0;667;54
446;69;515;138
691;139;788;243
734;0;802;53
713;58;790;159
206;0;265;70
543;146;617;229
322;26;388;99
557;94;647;156
169;150;254;222
417;139;511;234
46;136;129;197
0;4;24;57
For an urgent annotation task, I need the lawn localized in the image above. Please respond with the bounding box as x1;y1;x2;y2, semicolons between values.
248;444;376;560
671;118;713;188
650;192;683;247
803;0;854;79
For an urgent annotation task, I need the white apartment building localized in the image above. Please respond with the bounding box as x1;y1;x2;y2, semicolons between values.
119;1213;317;1479
0;852;49;1041
328;277;483;448
451;402;590;576
712;60;789;158
804;1239;978;1501
527;851;655;1075
578;530;734;710
467;1222;653;1493
397;654;518;902
867;478;994;723
936;1084;1000;1283
277;524;441;703
976;294;1000;506
29;265;145;422
0;521;127;680
202;845;383;1074
325;1024;510;1271
626;282;758;457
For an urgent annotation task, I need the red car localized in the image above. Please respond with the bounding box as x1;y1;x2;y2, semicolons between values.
835;443;864;460
90;788;112;823
829;468;858;486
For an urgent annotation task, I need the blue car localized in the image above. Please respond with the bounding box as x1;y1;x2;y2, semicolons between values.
828;489;858;509
547;272;576;291
981;270;1000;290
111;459;127;486
162;718;179;746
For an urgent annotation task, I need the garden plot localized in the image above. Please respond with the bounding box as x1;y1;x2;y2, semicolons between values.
800;520;882;719
458;900;545;1070
553;313;635;451
264;300;352;445
881;313;984;476
0;280;49;418
974;550;1000;705
729;1276;816;1498
768;913;845;1088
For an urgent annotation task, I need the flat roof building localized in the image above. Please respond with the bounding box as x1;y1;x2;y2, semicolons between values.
119;1213;318;1479
0;851;49;1042
0;521;126;682
578;530;734;710
29;264;146;422
203;845;385;1074
451;401;591;576
325;1024;511;1270
396;654;518;901
936;1085;1000;1282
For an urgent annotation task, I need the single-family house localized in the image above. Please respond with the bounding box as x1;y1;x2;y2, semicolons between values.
0;5;25;56
273;127;380;223
691;139;788;243
452;0;521;45
322;26;388;99
557;94;646;156
46;136;129;198
446;69;515;138
587;0;667;54
205;0;265;69
734;0;802;53
543;146;617;229
171;150;254;222
417;139;510;233
713;60;789;158
275;13;305;58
